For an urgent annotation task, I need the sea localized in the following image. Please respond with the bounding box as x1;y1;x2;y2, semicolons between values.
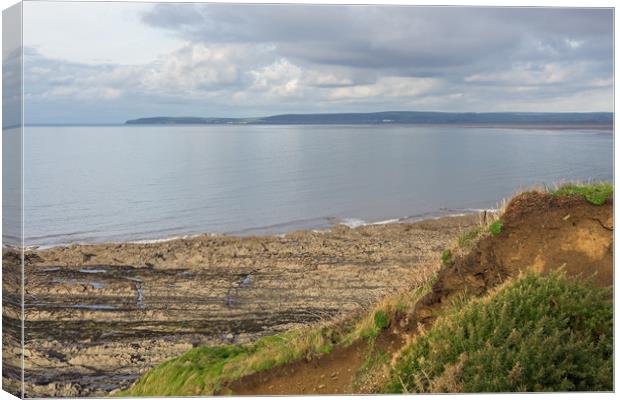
2;124;613;247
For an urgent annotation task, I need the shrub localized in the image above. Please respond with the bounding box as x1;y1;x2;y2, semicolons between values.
552;183;613;206
385;272;612;393
489;220;503;236
374;310;390;330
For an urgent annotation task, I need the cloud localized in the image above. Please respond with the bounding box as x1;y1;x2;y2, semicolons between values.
327;77;439;100
25;43;262;102
249;58;302;95
141;5;612;71
464;62;581;86
22;4;613;123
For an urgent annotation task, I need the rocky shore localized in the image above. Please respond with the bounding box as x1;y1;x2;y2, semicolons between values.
2;214;480;397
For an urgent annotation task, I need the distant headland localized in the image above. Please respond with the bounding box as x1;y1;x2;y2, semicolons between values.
125;111;613;127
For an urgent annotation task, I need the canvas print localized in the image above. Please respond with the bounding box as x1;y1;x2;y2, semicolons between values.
1;1;614;397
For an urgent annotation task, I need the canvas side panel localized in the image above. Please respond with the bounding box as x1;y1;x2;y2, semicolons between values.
2;2;24;398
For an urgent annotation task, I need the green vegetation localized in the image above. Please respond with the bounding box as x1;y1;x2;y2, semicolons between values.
121;280;434;396
440;249;453;267
489;219;503;236
374;310;390;330
552;182;613;206
457;226;482;248
385;272;612;393
119;328;337;396
125;345;246;396
342;279;434;343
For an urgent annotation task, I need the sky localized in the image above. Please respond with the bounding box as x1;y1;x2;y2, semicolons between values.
19;2;614;124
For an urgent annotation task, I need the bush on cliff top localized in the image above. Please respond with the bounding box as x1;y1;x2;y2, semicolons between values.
551;182;613;206
385;271;612;393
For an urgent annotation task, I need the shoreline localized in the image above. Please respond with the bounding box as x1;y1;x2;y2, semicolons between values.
25;122;614;131
7;208;498;251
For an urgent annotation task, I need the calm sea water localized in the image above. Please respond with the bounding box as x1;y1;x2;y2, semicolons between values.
9;124;614;247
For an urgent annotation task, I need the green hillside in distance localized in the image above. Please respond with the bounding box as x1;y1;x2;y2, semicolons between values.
125;111;613;126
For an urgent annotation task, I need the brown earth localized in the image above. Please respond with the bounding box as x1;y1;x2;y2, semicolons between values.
225;328;405;396
225;192;613;396
416;191;613;326
2;214;479;397
225;340;369;395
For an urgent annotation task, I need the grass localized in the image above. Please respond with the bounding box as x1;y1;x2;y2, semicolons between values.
385;271;612;393
440;249;453;267
344;281;433;342
120;278;435;396
551;182;613;206
119;327;338;396
489;219;503;236
457;226;481;248
374;310;390;330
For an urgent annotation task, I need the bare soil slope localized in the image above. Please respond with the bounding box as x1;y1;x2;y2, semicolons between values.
226;192;613;395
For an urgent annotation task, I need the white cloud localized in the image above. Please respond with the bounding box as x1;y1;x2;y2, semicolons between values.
565;38;584;49
328;76;439;100
140;44;248;94
26;43;265;102
249;58;302;96
464;62;587;86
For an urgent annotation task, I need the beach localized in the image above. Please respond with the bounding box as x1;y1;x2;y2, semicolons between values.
3;213;481;397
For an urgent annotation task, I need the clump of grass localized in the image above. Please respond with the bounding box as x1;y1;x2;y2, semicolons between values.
374;310;390;330
349;283;431;341
385;271;612;393
457;227;481;248
489;219;503;236
551;182;613;206
440;249;453;267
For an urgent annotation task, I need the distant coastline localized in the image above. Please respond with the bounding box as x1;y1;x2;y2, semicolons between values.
124;111;614;128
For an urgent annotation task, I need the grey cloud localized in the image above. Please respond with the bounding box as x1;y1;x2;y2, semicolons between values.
137;4;613;118
23;5;613;123
141;5;612;72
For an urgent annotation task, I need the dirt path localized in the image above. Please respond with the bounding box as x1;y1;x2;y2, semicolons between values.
227;341;367;395
223;192;613;395
226;331;406;395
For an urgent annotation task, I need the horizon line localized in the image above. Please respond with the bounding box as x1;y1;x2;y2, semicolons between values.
20;110;615;127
